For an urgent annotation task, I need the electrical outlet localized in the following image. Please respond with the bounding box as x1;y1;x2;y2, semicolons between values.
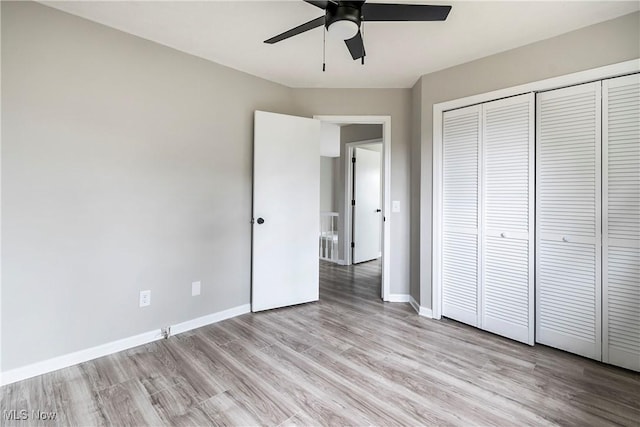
161;326;171;339
139;290;151;307
192;281;201;296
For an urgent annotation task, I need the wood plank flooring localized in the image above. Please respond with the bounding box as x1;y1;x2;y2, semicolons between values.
2;259;639;426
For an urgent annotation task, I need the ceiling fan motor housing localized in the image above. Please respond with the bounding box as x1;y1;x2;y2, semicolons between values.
325;1;363;30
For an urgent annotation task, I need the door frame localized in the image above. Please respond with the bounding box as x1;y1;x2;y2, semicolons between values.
431;59;639;320
314;115;391;301
347;139;384;265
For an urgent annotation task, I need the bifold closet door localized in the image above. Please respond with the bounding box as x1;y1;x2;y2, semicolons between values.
442;105;481;327
603;74;640;371
482;94;535;345
536;82;602;360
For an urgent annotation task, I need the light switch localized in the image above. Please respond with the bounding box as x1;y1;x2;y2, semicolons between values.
392;201;401;213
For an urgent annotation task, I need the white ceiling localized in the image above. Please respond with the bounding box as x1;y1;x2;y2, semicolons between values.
41;1;639;88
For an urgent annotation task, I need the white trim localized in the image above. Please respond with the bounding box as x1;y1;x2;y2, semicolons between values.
435;59;639;113
0;303;251;386
431;59;640;323
409;295;420;314
387;293;410;303
420;308;433;319
171;304;251;335
433;106;443;320
314;115;392;302
409;296;433;318
0;330;161;386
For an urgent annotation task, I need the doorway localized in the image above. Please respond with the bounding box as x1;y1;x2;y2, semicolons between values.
315;115;391;301
349;141;383;264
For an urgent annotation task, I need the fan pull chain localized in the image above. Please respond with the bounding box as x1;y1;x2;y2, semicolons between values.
322;26;326;72
361;20;365;65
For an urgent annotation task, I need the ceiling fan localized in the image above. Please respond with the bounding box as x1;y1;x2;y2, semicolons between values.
264;1;452;62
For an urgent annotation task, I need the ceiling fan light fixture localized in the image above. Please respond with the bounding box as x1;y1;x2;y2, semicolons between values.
327;19;359;40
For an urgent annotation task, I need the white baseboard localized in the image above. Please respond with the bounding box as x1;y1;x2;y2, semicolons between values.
409;295;420;313
171;304;250;335
0;330;162;387
0;303;251;387
387;293;410;303
410;296;433;318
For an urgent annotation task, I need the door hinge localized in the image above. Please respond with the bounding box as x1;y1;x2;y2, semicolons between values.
351;242;355;248
352;157;356;163
351;200;355;206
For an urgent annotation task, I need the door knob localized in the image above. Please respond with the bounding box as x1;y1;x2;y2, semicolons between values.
257;218;265;224
376;209;382;212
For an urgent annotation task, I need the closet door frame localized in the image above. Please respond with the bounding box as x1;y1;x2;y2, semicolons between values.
432;59;638;321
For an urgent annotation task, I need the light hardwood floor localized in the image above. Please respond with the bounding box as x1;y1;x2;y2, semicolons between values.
2;259;639;426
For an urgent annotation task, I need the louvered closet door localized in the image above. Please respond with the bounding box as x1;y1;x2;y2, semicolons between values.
603;74;640;371
482;94;535;345
536;82;602;360
442;105;481;327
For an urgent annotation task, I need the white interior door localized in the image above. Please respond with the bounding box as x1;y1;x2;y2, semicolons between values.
603;73;640;371
481;93;535;345
536;82;602;360
252;111;321;312
442;105;481;327
353;147;382;263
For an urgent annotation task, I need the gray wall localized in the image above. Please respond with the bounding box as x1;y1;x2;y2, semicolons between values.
332;157;340;213
320;156;336;212
1;2;413;373
341;124;383;144
414;11;640;308
410;78;423;302
1;1;296;371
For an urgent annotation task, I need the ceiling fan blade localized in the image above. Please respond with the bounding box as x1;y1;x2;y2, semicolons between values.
264;16;325;44
345;31;366;60
303;0;335;9
362;3;451;21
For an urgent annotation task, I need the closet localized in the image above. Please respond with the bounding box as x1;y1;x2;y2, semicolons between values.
439;72;639;371
442;94;535;345
536;74;639;370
